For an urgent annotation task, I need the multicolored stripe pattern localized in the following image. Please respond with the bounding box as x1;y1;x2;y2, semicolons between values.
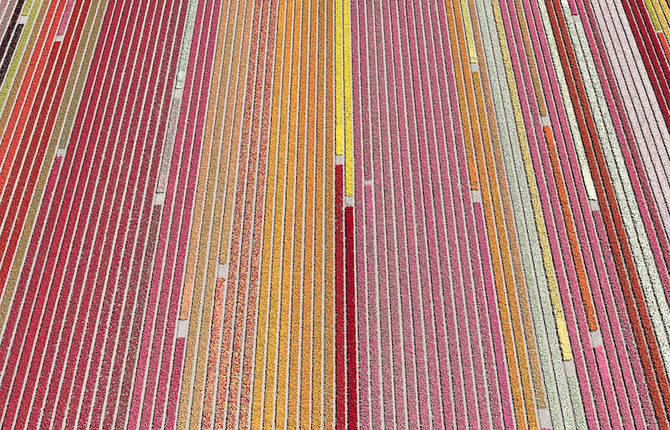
0;0;670;428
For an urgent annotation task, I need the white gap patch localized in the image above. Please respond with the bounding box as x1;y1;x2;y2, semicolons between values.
218;263;229;278
563;360;577;378
589;329;604;347
471;189;483;203
153;192;165;206
538;408;552;429
177;320;189;338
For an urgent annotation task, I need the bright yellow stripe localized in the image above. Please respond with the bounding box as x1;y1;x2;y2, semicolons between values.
491;0;573;361
334;0;344;155
343;0;354;196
